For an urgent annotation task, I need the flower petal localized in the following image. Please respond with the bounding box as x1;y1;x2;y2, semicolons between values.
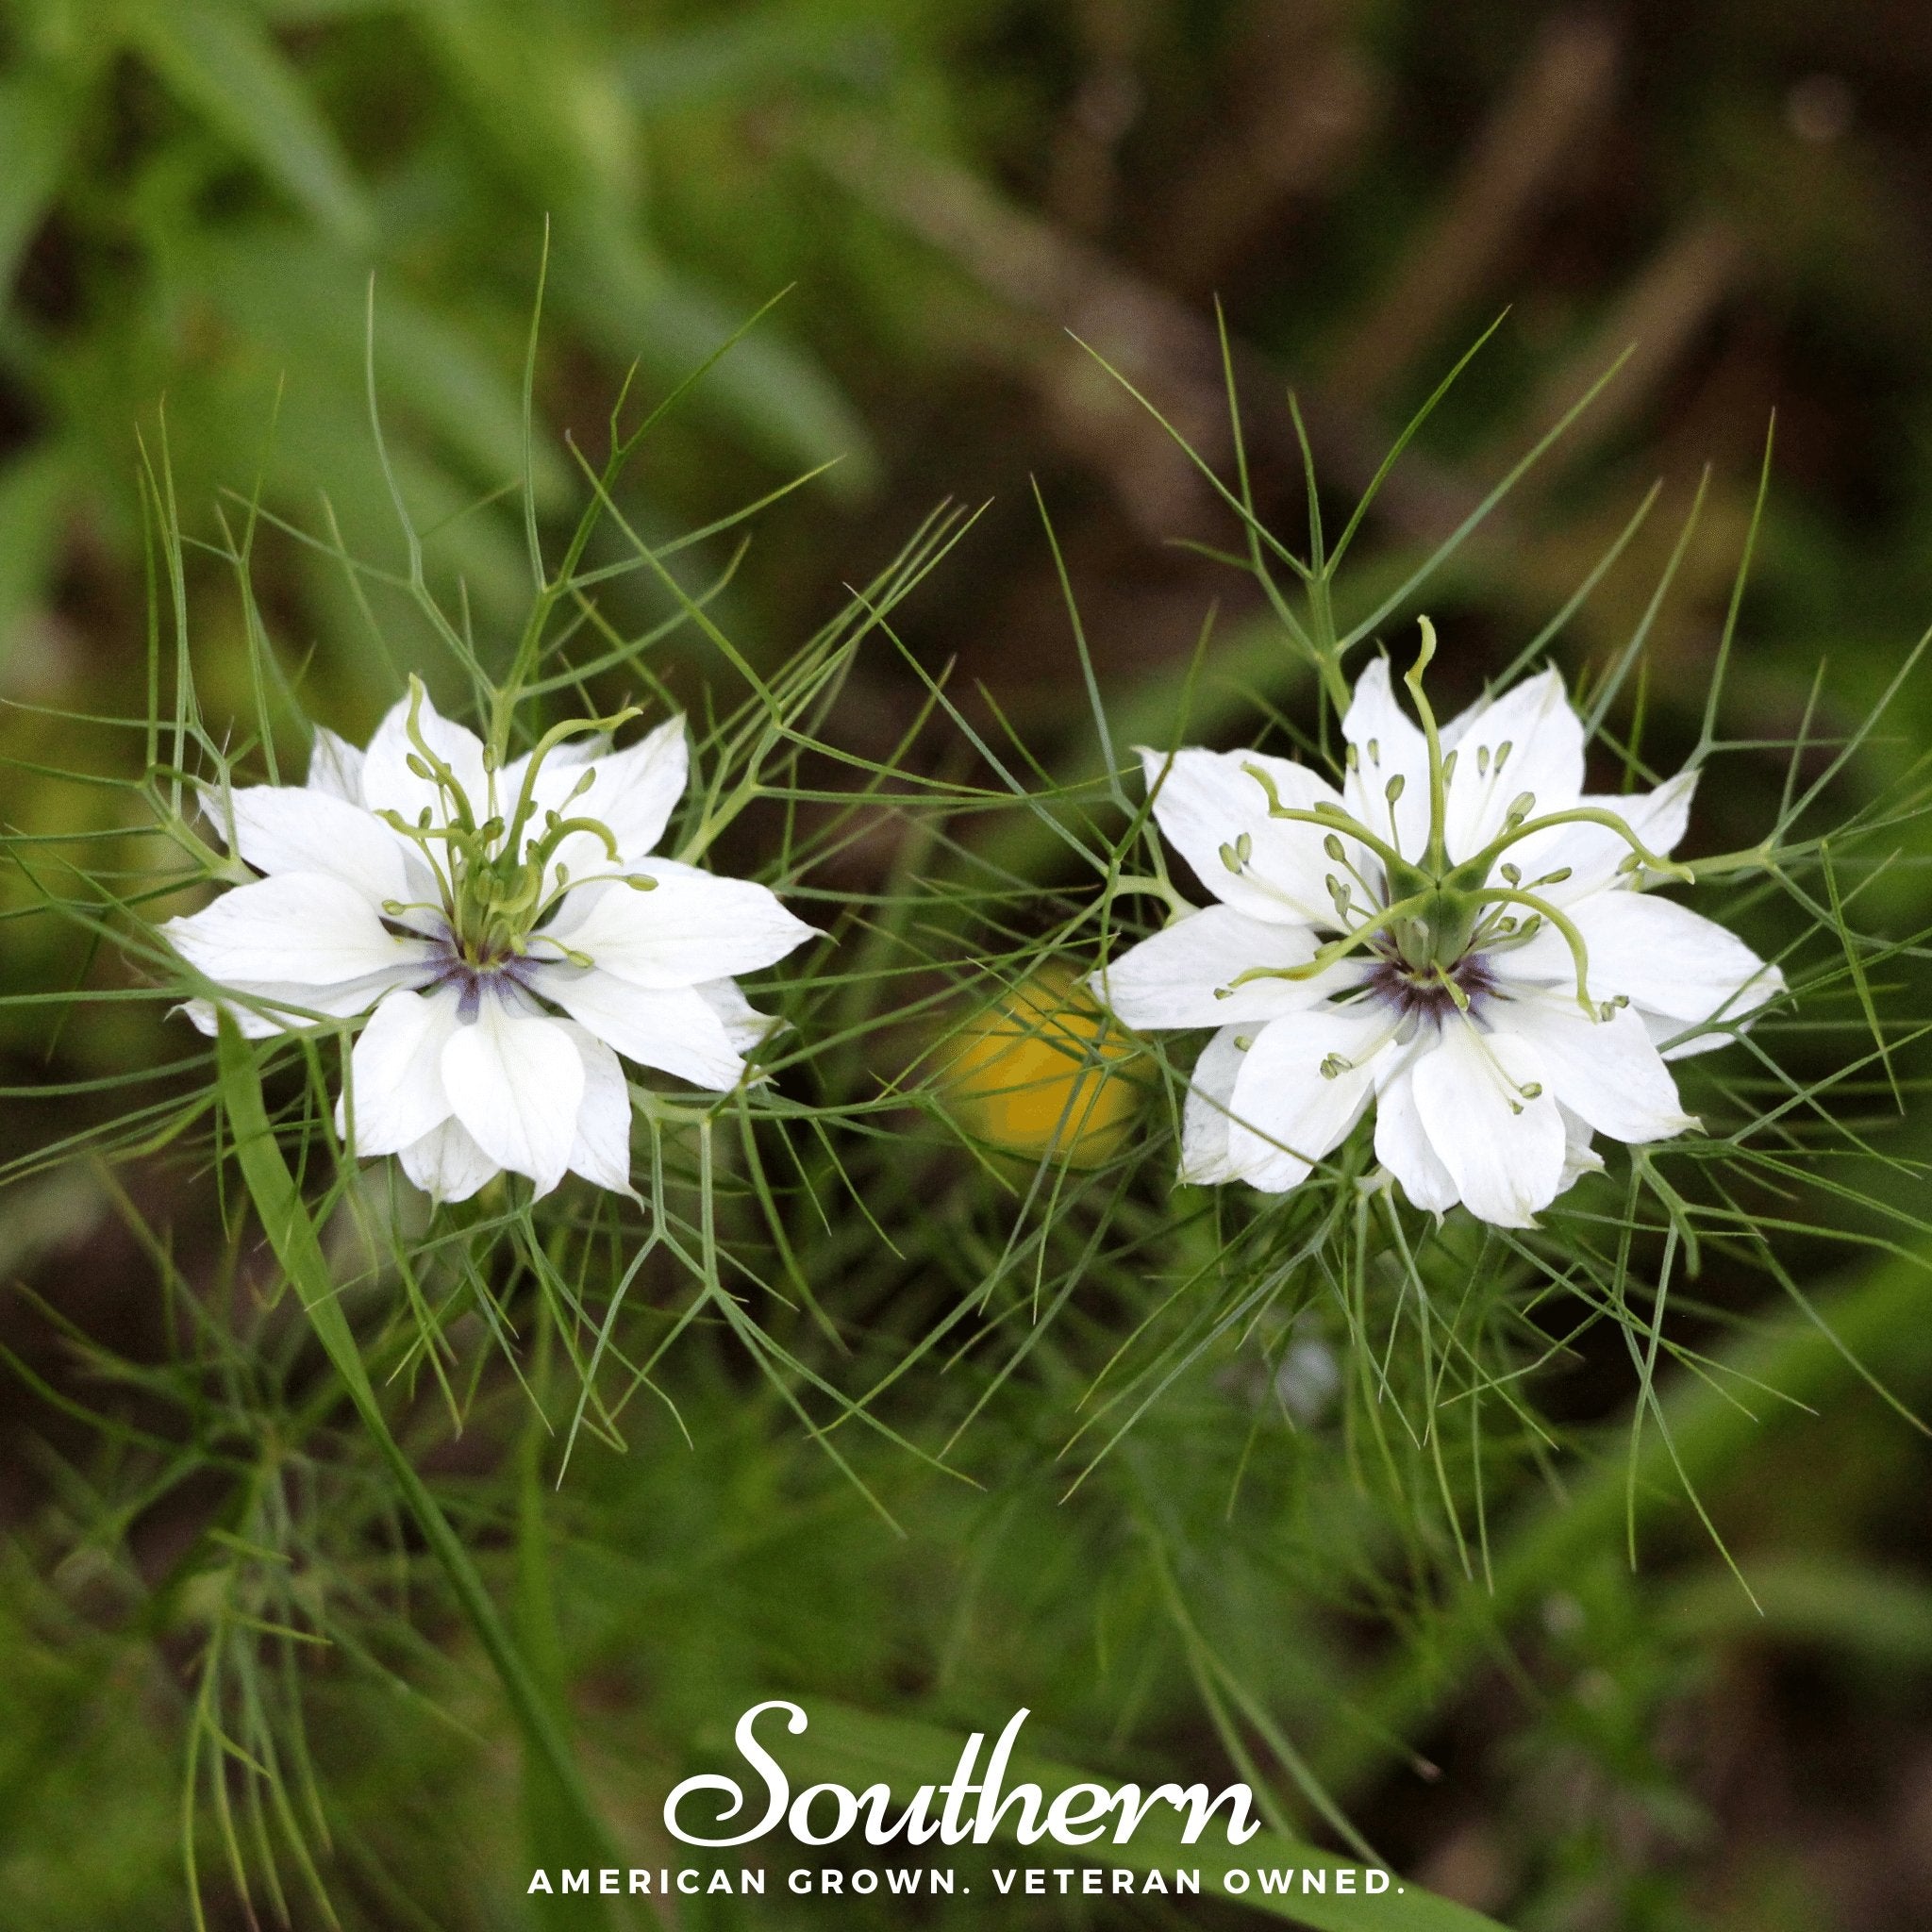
695;977;779;1053
1223;1004;1386;1191
1373;1053;1459;1213
1177;1025;1248;1185
1536;891;1785;1037
554;1020;635;1193
166;874;422;989
1139;746;1346;926
1486;990;1696;1144
209;784;415;908
307;726;365;803
1558;1103;1604;1192
1341;657;1432;858
549;863;814;988
1439;668;1585;862
397;1118;500;1204
338;986;462;1155
1092;906;1351;1029
1409;1020;1566;1227
440;995;585;1196
358;689;491;828
538;965;749;1090
178;964;429;1038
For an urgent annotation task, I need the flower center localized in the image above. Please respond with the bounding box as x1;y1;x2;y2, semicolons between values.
1214;622;1690;1023
422;934;543;1019
375;679;656;978
1362;946;1498;1022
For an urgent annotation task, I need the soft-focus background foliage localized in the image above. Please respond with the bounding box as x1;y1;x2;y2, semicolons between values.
5;3;1932;1927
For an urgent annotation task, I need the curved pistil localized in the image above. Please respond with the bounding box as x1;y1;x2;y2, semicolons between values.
1222;622;1653;1027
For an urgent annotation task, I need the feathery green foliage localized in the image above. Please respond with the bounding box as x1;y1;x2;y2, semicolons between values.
4;284;1928;1932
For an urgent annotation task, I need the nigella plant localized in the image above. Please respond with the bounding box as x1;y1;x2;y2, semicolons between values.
927;329;1932;1547
41;295;998;1478
1094;624;1781;1227
169;686;813;1201
12;291;1930;1932
20;308;1014;1916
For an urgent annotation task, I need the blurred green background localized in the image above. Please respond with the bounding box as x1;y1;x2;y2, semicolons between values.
5;2;1932;1927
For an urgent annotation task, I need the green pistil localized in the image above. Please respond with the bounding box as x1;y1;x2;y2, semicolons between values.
1474;885;1596;1015
1216;887;1440;996
1210;624;1681;1026
1403;616;1452;875
398;679;479;838
377;676;658;967
1445;803;1692;896
1239;763;1426;900
495;701;640;862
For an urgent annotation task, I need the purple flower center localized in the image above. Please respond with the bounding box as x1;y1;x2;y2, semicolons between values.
415;926;545;1020
1362;949;1498;1023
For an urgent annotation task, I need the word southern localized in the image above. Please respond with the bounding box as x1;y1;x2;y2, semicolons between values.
662;1702;1263;1851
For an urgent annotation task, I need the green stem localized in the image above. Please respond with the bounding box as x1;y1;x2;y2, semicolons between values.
1677;840;1776;880
214;1019;627;1897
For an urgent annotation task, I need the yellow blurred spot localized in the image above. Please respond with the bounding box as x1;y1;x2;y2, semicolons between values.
945;967;1141;1165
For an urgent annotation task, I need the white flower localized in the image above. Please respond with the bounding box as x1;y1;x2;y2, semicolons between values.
166;685;814;1202
1093;633;1784;1227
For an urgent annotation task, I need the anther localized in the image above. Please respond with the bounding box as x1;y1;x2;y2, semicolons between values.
1386;774;1406;804
1323;833;1346;861
1319;1053;1352;1079
1441;749;1458;786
